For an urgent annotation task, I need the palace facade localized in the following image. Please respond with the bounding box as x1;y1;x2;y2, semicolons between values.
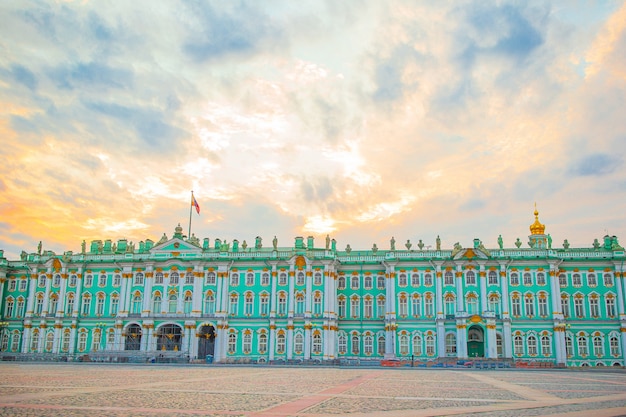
1;210;625;367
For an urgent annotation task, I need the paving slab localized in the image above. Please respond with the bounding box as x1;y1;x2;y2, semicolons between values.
0;364;625;416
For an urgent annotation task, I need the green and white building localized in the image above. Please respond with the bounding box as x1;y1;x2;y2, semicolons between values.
1;210;625;366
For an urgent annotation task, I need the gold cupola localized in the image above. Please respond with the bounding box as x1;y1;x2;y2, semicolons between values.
529;206;545;235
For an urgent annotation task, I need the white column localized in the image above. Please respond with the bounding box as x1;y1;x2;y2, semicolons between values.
26;268;38;317
500;266;510;319
435;264;443;319
288;266;295;317
176;273;184;313
456;321;467;359
42;268;52;316
53;325;61;353
73;269;83;318
286;322;294;360
192;266;203;316
616;273;625;317
486;322;497;359
305;266;313;317
479;264;487;314
269;323;276;361
304;324;311;359
142;267;153;317
455;265;464;312
57;269;68;318
436;321;446;358
21;326;31;353
503;320;512;358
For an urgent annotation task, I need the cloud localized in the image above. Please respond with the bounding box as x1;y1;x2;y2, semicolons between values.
182;1;285;62
49;62;134;90
10;64;38;90
571;153;622;176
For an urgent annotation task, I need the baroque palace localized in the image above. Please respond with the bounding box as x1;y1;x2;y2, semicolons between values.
1;210;625;367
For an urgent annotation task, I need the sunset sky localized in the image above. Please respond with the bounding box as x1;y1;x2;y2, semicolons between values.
1;1;626;259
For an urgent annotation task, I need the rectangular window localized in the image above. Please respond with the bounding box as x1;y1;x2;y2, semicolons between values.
338;299;346;318
538;297;548;317
424;274;433;286
20;279;27;291
424;296;433;317
113;274;121;286
377;297;385;319
377;275;385;289
9;279;16;291
98;275;107;287
111;298;119;315
606;297;616;318
260;296;269;316
589;298;599;317
574;298;584;317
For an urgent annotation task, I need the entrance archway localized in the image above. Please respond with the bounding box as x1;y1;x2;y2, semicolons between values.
125;324;142;351
156;324;183;351
197;324;216;358
467;325;484;358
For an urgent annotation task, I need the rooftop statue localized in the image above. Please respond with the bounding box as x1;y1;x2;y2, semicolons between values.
436;235;441;251
273;236;278;250
497;235;503;249
326;235;330;250
158;233;168;244
547;234;552;249
390;237;395;251
405;239;412;250
418;239;424;250
563;239;570;249
515;238;522;248
593;238;600;249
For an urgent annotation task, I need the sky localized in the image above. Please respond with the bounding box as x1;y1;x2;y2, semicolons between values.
1;0;626;259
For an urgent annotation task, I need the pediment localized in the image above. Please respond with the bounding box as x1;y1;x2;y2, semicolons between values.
150;238;201;253
452;247;489;261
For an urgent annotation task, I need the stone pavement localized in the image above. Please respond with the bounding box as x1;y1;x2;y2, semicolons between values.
0;364;625;416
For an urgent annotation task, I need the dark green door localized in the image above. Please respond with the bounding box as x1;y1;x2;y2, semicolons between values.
467;341;484;357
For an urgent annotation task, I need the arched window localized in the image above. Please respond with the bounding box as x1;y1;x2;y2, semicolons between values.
276;332;285;354
153;294;162;313
155;272;164;284
363;334;373;355
78;331;87;352
295;294;305;315
514;335;523;356
445;294;455;316
313;332;322;355
313;292;323;316
411;294;421;317
399;334;409;355
294;333;304;354
351;275;359;289
296;271;305;286
445;333;456;356
205;272;215;285
204;292;215;315
364;274;373;289
351;334;360;354
578;335;589;356
277;293;287;316
338;276;346;289
425;334;435;356
444;271;454;285
11;331;21;352
228;332;237;354
398;273;407;286
242;331;252;354
378;335;386;356
170;272;180;285
183;293;192;314
258;333;268;353
229;293;238;315
527;335;537;355
488;270;498;285
412;334;422;356
62;330;71;352
338;333;347;354
466;271;476;285
168;294;177;313
398;294;408;317
132;294;142;314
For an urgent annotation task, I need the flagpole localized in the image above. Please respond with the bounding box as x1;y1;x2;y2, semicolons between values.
188;190;193;239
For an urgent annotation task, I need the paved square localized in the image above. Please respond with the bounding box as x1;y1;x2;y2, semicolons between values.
0;364;625;416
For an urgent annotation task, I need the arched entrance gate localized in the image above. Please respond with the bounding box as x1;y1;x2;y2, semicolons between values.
197;324;216;358
467;325;485;358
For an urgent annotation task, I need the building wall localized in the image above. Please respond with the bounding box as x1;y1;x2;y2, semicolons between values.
0;230;625;367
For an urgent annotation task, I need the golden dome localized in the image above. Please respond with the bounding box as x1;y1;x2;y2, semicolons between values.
530;208;545;235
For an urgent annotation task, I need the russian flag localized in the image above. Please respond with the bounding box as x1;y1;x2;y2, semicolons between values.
191;195;200;214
